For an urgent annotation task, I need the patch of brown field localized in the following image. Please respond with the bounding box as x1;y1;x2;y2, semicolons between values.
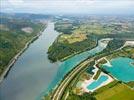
0;24;9;31
59;33;87;44
21;27;33;34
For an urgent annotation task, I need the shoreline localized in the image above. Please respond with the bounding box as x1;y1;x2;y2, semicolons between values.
60;43;98;62
0;27;46;84
81;65;114;93
41;38;111;99
130;62;134;66
82;72;114;93
48;41;98;63
45;41;133;99
49;45;118;100
53;38;112;62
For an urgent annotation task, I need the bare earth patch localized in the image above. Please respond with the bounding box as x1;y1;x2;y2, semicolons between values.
21;27;33;34
0;24;9;31
59;33;87;44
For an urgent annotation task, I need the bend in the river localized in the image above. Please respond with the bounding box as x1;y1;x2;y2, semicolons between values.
46;38;110;95
0;22;110;100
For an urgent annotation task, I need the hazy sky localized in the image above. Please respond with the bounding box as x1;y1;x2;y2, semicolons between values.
1;0;134;15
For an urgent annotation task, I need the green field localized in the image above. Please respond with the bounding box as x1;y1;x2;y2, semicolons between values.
95;83;134;100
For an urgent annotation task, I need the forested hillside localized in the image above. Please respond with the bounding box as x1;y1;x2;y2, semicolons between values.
0;13;47;75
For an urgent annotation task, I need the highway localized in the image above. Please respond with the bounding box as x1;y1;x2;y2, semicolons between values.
51;42;128;100
51;58;95;100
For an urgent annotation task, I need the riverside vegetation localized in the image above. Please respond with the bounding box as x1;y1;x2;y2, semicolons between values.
59;46;134;100
48;15;134;62
45;15;134;100
0;13;48;75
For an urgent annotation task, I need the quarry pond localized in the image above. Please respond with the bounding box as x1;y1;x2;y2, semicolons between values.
102;57;134;82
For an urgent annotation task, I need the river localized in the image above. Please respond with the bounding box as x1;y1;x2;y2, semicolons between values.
0;22;60;100
46;38;109;95
0;22;109;100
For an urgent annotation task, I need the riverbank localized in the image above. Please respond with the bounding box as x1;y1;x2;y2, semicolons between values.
60;41;98;62
42;38;111;99
55;38;111;62
45;40;134;100
47;34;97;62
47;48;116;100
0;26;46;83
130;62;134;66
0;22;61;100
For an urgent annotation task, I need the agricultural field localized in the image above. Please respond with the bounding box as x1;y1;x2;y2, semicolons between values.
48;16;134;62
95;83;134;100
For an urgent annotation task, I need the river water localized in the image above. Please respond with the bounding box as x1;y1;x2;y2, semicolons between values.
0;22;60;100
46;39;108;94
0;22;108;100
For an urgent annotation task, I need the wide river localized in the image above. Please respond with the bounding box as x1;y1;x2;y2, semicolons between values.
0;22;60;100
0;22;108;100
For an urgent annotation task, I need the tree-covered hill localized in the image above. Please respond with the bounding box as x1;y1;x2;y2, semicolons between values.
0;13;48;75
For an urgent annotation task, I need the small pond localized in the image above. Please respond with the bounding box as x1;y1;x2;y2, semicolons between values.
87;75;108;90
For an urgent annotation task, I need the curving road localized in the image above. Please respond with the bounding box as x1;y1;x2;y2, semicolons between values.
50;39;134;100
51;58;95;100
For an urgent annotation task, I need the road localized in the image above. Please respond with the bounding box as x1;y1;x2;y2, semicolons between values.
51;58;95;100
50;40;134;100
